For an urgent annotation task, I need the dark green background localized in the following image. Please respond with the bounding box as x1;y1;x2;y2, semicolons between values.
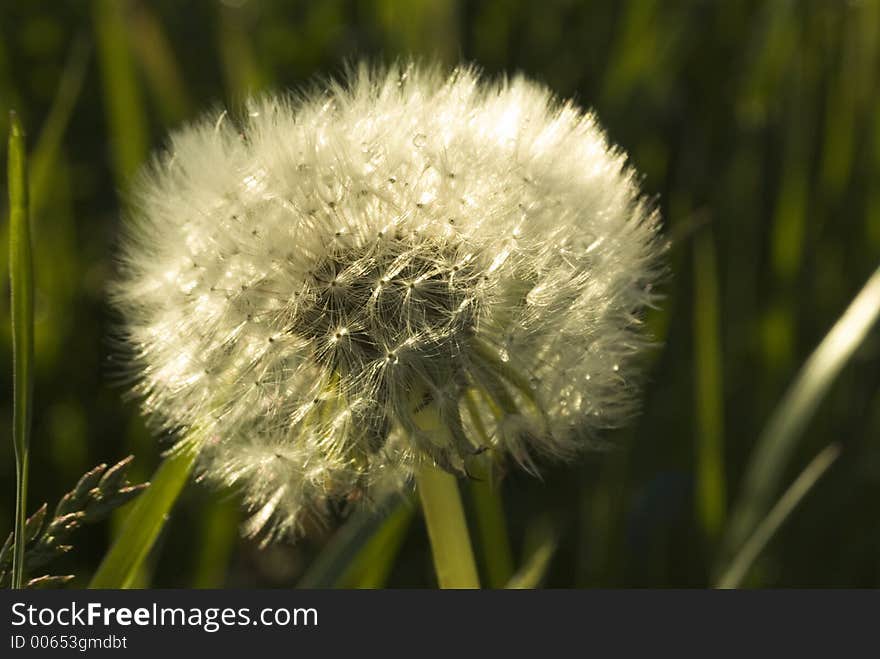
1;0;878;587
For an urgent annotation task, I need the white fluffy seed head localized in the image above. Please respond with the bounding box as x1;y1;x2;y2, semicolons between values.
113;63;663;539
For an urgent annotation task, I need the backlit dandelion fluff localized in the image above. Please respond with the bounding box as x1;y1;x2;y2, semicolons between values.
113;63;662;540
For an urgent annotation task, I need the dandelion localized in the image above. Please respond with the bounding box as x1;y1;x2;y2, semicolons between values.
112;63;662;548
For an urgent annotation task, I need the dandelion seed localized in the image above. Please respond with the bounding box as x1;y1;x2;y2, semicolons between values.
113;63;663;538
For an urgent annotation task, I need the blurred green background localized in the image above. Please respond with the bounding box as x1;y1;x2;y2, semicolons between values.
1;0;879;588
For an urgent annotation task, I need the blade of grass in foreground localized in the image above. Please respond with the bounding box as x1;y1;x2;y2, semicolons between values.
721;265;880;567
298;494;413;589
506;519;557;589
8;112;34;590
191;499;239;589
89;440;199;588
716;443;840;588
337;502;414;588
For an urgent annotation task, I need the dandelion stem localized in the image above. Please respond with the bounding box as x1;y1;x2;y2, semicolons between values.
415;461;480;589
407;388;479;588
463;390;514;587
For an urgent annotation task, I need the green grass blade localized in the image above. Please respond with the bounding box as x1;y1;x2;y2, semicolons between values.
93;0;149;187
693;228;726;544
298;494;412;588
130;3;192;125
218;3;267;101
716;444;840;589
506;519;557;589
191;499;239;588
722;265;880;565
468;477;514;588
29;36;90;218
7;112;34;589
89;440;199;588
337;502;414;589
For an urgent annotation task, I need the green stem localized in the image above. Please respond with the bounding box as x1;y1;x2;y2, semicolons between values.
693;228;726;544
9;112;34;590
463;390;514;587
468;475;514;588
12;453;29;589
415;462;480;589
716;444;840;589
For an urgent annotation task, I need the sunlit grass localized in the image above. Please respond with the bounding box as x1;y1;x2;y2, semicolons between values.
90;439;200;589
719;265;880;578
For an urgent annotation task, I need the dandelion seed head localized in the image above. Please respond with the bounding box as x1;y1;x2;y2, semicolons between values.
113;63;663;538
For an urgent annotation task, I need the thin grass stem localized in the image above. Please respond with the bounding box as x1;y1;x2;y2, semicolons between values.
8;113;33;590
716;444;840;588
721;265;880;566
